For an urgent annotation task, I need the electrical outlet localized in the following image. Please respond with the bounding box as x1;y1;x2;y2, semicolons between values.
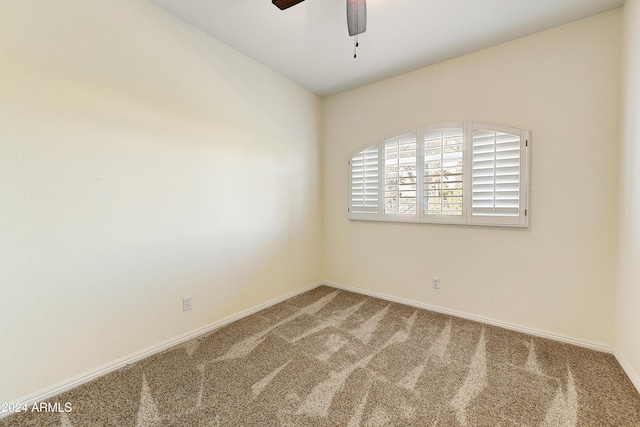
183;296;192;311
432;277;440;289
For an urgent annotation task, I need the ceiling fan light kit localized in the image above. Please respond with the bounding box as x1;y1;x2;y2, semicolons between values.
347;0;366;58
272;0;367;58
347;0;366;37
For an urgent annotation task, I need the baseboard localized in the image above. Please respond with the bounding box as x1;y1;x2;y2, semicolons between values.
1;282;323;420
322;281;614;354
615;350;640;394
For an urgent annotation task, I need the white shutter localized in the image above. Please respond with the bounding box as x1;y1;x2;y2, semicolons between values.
349;143;379;220
348;122;529;227
423;126;464;222
384;131;417;220
471;124;528;226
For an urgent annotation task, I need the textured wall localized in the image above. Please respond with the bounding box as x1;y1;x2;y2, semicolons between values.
0;0;322;402
323;10;621;347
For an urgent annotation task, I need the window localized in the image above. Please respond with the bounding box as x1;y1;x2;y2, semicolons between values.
348;122;529;227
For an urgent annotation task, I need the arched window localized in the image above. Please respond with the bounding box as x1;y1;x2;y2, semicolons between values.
348;122;529;227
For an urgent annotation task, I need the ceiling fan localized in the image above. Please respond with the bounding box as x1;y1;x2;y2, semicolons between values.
272;0;367;56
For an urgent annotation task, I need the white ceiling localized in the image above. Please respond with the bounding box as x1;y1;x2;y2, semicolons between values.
147;0;623;97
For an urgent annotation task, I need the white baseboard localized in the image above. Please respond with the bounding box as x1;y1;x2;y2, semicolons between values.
615;350;640;395
1;282;322;420
322;281;615;354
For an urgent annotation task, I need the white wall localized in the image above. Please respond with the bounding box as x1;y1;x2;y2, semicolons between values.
323;10;621;346
616;0;640;390
0;0;322;403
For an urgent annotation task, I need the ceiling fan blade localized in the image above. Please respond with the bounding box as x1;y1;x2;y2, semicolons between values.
272;0;306;10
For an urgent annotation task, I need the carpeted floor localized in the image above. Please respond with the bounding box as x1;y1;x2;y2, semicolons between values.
3;285;640;426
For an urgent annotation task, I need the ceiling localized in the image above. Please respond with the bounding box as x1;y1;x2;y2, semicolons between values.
147;0;624;97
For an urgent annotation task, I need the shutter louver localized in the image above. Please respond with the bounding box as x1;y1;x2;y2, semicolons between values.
472;127;523;223
350;144;379;217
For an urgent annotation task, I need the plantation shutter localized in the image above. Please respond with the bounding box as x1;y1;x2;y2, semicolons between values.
384;132;417;220
349;143;380;220
348;122;529;227
471;124;528;226
423;126;464;222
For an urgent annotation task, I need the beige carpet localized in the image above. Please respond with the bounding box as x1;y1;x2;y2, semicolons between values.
3;285;640;426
